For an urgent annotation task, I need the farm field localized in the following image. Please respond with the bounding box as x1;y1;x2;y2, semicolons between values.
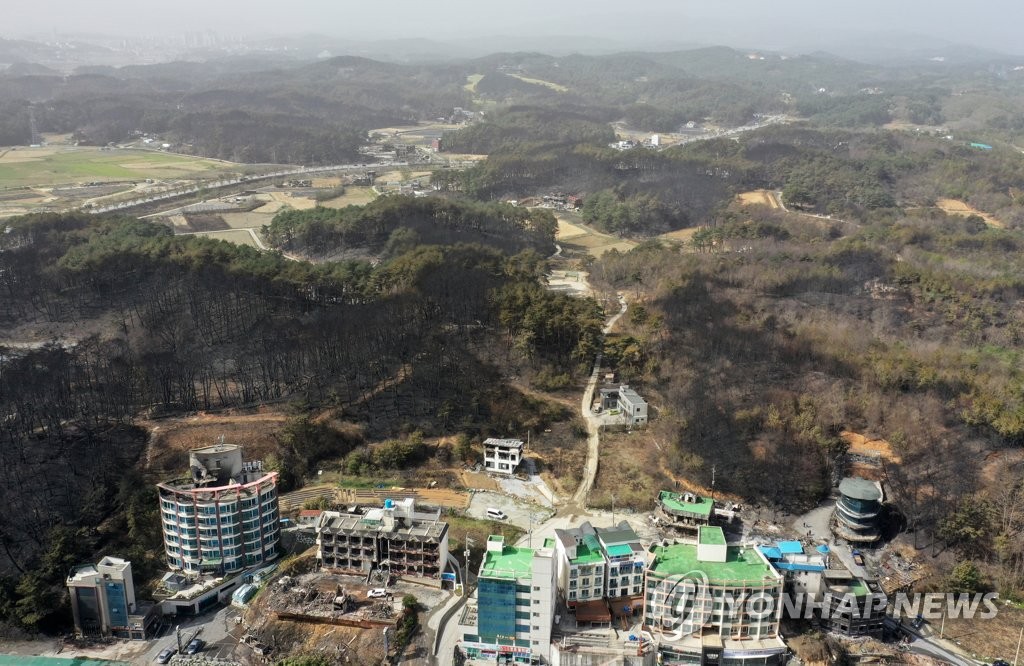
555;213;638;257
197;229;260;248
659;227;698;243
0;146;230;188
321;186;377;208
464;73;484;92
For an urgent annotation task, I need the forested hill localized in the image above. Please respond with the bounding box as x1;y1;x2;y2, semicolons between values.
0;212;599;632
262;195;557;260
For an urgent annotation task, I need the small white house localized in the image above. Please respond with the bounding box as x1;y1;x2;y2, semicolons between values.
483;438;523;475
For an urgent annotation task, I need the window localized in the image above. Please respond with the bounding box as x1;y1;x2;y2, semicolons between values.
533;612;540;617
534;586;540;591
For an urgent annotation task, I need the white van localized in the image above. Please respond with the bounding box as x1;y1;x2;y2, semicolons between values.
487;508;508;520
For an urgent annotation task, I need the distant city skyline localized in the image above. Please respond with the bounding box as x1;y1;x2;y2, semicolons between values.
3;0;1024;58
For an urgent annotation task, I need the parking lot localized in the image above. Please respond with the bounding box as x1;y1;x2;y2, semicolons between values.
467;491;553;531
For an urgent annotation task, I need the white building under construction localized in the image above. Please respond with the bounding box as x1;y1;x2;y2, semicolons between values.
316;499;449;580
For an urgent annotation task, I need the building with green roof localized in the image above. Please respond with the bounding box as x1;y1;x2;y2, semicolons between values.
553;521;646;618
657;490;716;534
644;539;786;665
461;535;556;664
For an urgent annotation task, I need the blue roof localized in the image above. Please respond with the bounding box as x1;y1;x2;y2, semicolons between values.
778;541;804;554
758;546;783;560
773;562;826;572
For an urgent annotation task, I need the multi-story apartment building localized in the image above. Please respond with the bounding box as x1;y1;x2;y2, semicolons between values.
157;443;280;575
643;527;787;665
483;438;524;475
462;535;556;664
67;557;158;640
597;521;647;601
316;498;449;579
554;521;646;614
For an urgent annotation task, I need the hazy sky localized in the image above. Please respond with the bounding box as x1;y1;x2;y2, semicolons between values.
5;0;1024;56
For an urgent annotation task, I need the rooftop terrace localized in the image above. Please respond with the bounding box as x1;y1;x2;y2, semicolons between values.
649;543;778;585
658;490;714;517
480;543;535;580
698;526;726;546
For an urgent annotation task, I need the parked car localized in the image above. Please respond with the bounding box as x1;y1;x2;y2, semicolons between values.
911;615;926;630
367;588;389;599
487;508;508;520
992;660;1011;666
184;638;205;655
156;648;176;664
852;549;865;566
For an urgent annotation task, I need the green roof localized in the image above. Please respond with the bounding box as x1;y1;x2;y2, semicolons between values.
571;534;606;565
544;538;555;548
658;490;714;517
699;526;726;546
606;543;633;557
480;540;535;580
649;543;777;585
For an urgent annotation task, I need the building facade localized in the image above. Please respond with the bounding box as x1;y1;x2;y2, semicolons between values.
833;477;883;544
484;438;524;475
158;443;280;575
316;498;449;579
67;557;158;640
553;521;646;618
643;528;787;665
462;535;556;663
820;570;887;636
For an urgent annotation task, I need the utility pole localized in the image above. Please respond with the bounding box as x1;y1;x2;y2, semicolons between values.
463;536;474;597
711;465;716;502
610;492;616;527
939;611;946;640
1015;625;1023;666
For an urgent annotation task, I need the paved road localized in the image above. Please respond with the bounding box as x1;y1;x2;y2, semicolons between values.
570;293;628;508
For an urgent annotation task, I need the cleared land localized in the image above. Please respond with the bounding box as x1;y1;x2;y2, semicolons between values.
659;227;699;243
736;189;782;209
321;186;377;208
198;229;260;247
935;197;1005;228
0;146;228;188
506;73;569;92
464;73;484;92
555;213;638;257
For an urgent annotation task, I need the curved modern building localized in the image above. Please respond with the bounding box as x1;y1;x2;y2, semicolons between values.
158;443;280;575
833;477;882;544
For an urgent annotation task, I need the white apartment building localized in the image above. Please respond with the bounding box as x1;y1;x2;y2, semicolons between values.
158;442;280;575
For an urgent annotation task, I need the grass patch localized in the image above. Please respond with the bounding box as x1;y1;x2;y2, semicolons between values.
0;147;229;188
506;73;569;92
445;512;525;578
464;73;484;92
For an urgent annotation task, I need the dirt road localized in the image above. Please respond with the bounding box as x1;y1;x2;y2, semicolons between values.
570;293;628;508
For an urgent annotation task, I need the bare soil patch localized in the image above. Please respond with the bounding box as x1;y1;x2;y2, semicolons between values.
935;198;1005;228
737;189;781;209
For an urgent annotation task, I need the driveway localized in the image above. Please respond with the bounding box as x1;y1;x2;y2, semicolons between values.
467;492;553;532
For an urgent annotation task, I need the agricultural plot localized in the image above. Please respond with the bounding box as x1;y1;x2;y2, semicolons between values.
321;186;377;208
0;146;228;188
736;189;781;209
198;229;260;248
506;73;569;92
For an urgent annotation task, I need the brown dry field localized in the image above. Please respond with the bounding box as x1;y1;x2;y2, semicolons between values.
221;210;274;229
935;198;1005;228
143;409;288;476
461;470;501;492
737;189;782;209
659;227;698;243
321;186;377;208
555;213;638;257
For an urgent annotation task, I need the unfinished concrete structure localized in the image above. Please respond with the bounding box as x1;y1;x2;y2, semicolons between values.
158;442;280;575
483;438;524;475
316;498;449;580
